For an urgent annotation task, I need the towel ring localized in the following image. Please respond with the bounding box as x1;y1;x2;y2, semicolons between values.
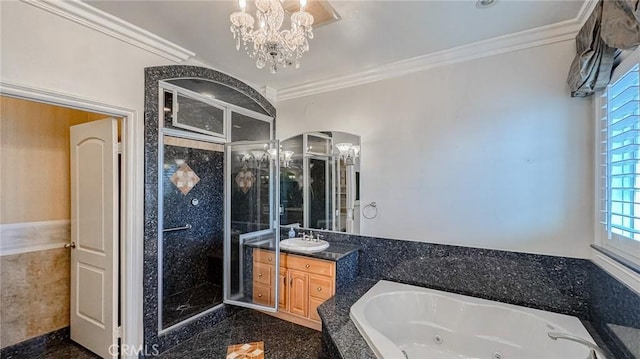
363;202;378;219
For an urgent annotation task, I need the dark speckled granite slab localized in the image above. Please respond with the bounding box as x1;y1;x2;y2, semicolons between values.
318;279;624;359
308;229;640;359
307;230;592;318
317;279;377;359
249;240;360;261
143;65;275;354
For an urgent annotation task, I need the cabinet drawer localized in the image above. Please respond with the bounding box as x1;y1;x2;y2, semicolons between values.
253;283;272;306
253;249;284;265
309;296;324;322
254;263;273;286
309;275;333;300
287;255;335;277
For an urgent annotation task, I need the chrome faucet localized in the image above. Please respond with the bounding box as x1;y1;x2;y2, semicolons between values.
302;232;314;241
547;332;608;359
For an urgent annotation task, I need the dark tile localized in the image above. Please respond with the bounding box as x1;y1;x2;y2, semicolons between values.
157;310;322;359
0;327;94;359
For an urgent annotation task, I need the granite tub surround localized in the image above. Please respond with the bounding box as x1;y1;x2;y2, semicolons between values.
143;65;276;353
306;229;640;359
317;279;377;359
304;229;592;318
317;279;620;359
0;248;70;348
589;265;640;359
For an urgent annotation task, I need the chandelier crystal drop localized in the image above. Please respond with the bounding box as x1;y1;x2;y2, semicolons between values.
230;0;314;73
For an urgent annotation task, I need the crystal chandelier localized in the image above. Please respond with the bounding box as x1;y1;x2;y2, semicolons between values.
230;0;314;73
242;148;295;168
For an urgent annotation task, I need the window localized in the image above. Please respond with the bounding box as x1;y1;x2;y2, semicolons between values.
600;52;640;261
159;82;273;142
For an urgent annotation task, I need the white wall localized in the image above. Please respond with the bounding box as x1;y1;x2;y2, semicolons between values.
276;40;594;258
0;1;174;113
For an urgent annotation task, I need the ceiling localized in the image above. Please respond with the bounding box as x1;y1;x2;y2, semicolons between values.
88;0;586;91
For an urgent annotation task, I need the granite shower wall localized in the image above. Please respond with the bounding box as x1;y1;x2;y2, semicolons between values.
311;229;640;359
161;143;224;327
143;66;276;354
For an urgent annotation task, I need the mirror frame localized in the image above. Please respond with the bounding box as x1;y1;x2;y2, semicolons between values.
280;130;361;234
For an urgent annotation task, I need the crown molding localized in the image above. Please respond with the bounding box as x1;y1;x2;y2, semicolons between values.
21;0;195;63
277;10;589;102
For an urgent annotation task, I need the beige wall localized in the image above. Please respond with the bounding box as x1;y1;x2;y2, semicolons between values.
0;96;110;347
1;248;70;347
0;96;110;224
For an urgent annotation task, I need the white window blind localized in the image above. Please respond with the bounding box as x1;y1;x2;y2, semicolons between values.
602;63;640;248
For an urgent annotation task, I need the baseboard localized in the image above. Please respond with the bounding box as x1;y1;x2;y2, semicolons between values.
0;327;69;358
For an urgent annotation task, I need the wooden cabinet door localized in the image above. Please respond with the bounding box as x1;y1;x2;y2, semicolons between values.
288;269;309;318
278;267;288;311
253;283;272;306
309;296;324;322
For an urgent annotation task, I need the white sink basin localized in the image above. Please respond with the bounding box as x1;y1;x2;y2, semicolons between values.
280;238;329;253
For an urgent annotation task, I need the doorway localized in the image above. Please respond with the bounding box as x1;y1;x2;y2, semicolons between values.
0;94;130;358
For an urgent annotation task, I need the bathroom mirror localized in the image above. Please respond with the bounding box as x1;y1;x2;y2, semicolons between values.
280;131;361;233
156;76;274;331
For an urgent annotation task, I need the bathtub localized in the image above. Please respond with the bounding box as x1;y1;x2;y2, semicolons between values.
350;280;596;359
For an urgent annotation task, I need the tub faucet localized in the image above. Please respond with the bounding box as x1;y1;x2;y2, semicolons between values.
547;332;608;359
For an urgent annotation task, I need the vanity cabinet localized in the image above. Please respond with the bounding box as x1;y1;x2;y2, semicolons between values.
252;248;336;330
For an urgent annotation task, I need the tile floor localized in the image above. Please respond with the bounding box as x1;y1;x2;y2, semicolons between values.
0;341;99;359
162;282;223;328
158;310;328;358
3;310;328;359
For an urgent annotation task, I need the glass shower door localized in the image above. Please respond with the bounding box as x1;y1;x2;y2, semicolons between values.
224;140;280;311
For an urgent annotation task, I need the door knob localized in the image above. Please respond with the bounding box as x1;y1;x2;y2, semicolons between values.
65;242;76;249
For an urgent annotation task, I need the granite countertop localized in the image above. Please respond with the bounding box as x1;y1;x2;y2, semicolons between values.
248;240;361;262
317;278;377;358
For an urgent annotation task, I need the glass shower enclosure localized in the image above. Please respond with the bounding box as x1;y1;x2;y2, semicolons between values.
224;141;280;311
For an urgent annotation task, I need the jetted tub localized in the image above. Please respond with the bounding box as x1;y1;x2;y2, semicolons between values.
350;280;597;359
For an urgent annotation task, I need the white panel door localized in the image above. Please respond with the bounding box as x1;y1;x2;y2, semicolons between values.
70;118;119;358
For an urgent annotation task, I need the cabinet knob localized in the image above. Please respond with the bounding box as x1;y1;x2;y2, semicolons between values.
258;273;263;277
268;257;272;262
305;264;310;268
258;294;263;298
317;287;322;292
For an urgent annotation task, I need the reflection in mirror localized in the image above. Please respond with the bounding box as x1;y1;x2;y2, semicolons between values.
280;131;361;233
225;141;279;310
